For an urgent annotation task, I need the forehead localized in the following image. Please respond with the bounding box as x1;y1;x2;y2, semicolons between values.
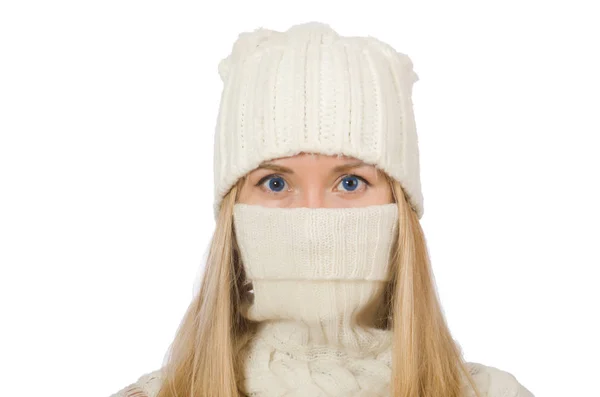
251;153;384;178
266;152;363;164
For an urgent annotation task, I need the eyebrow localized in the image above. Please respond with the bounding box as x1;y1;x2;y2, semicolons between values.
256;160;369;174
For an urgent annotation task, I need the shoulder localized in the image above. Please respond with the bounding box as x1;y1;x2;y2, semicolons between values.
464;361;535;397
109;369;164;397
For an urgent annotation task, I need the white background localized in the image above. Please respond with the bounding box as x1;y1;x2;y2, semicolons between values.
1;1;598;396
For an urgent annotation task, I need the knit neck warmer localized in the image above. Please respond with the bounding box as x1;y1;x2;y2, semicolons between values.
232;203;399;396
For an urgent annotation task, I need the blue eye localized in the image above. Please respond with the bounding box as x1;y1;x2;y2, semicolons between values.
337;175;365;192
262;176;287;192
257;174;368;194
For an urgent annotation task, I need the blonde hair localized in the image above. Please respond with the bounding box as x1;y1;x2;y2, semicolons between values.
155;174;483;397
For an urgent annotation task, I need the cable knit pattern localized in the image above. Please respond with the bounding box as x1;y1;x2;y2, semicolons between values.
109;370;163;397
212;21;424;221
108;362;534;397
234;322;393;396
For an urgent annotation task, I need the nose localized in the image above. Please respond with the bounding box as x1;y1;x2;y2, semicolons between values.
296;183;327;208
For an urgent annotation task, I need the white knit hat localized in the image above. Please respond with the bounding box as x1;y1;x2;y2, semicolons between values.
213;21;424;219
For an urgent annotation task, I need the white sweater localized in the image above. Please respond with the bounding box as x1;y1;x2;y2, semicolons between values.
109;361;533;397
110;204;534;397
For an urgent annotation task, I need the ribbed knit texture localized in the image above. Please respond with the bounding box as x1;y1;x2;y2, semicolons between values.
231;203;399;396
213;21;424;221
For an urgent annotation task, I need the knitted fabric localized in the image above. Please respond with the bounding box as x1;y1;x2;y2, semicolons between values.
108;202;535;397
231;203;399;396
107;202;534;396
109;371;162;397
108;362;535;397
212;21;424;221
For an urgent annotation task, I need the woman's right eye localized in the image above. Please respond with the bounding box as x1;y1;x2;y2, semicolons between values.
257;175;288;193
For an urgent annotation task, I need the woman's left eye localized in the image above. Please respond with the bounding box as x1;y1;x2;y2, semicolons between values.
336;175;368;192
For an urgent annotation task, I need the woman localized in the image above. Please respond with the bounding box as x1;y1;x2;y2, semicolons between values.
110;21;534;397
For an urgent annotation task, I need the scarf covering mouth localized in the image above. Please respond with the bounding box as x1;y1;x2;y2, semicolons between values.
232;203;398;396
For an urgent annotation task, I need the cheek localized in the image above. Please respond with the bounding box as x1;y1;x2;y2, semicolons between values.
374;177;394;203
376;186;394;204
237;180;255;203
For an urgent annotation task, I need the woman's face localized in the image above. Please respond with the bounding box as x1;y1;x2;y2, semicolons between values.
237;152;394;208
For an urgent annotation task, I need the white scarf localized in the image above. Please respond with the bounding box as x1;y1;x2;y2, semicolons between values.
232;203;398;396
